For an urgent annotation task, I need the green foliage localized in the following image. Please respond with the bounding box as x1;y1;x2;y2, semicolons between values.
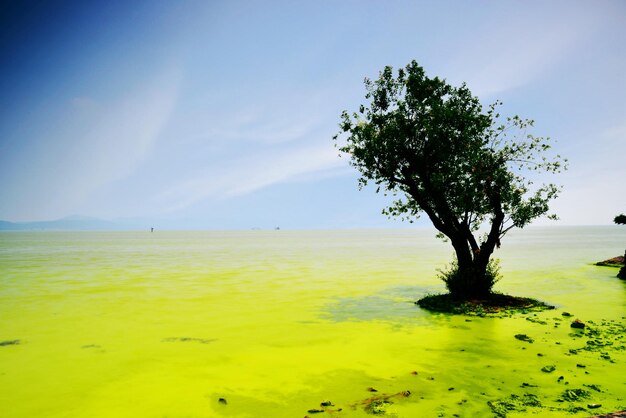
437;258;501;296
334;60;565;233
334;60;566;298
614;214;626;225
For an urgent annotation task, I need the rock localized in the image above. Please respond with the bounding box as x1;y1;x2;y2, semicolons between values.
589;411;626;417
320;401;334;407
584;384;602;392
571;319;585;329
587;403;602;409
162;337;216;344
307;409;324;413
514;334;534;343
0;340;20;346
541;365;556;373
218;398;227;405
366;387;378;392
562;312;572;317
559;388;590;402
364;400;390;415
595;256;624;267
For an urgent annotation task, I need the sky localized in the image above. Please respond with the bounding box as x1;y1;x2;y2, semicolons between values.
0;0;625;228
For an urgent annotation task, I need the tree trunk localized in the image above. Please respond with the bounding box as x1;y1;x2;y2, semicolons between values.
445;233;495;300
444;212;502;300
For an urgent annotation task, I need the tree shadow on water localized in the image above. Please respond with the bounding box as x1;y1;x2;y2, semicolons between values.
320;285;441;323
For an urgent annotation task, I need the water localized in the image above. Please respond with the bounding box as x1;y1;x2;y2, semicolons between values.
1;227;625;417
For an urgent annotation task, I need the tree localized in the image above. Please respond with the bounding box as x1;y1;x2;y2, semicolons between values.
335;61;566;299
615;214;626;279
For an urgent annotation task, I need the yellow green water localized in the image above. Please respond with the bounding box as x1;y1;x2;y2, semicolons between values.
1;227;625;417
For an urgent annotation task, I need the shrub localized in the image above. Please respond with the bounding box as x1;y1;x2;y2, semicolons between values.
438;258;502;298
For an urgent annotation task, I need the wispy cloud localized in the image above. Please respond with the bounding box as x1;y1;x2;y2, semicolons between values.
68;71;180;187
445;6;602;97
0;69;181;220
157;141;345;212
197;107;322;145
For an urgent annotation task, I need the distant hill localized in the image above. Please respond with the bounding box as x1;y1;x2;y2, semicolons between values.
0;216;120;231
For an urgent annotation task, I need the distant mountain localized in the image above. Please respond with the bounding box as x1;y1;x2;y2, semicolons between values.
0;216;120;231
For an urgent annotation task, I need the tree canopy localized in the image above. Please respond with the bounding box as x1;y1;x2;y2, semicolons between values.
614;214;626;225
335;61;566;298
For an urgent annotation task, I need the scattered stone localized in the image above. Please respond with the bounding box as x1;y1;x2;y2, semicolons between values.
526;317;548;325
320;401;334;407
448;387;455;391
562;312;573;317
410;371;418;375
218;398;227;405
541;365;556;373
576;364;586;368
0;340;20;346
354;390;411;414
584;384;603;392
569;406;588;413
557;376;564;382
571;319;586;329
307;409;324;413
589;411;626;417
366;387;378;392
488;394;542;417
521;382;538;388
162;337;216;344
514;334;534;343
600;353;612;361
537;353;544;357
558;388;590;402
81;344;101;349
364;400;390;415
588;403;602;409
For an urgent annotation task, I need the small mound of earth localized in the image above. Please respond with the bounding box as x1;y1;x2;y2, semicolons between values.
595;256;624;267
416;293;555;316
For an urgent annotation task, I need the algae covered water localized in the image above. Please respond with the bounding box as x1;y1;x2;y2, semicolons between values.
1;227;625;417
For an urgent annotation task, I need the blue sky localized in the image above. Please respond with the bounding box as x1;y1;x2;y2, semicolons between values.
1;0;625;228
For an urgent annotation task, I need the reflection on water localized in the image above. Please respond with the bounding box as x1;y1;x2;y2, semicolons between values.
0;227;625;417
